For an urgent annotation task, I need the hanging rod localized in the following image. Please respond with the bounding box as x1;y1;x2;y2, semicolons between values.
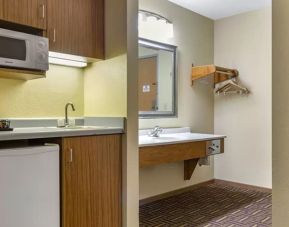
191;64;239;86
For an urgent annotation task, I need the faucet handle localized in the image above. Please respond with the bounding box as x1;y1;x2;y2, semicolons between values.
156;126;163;132
148;126;163;137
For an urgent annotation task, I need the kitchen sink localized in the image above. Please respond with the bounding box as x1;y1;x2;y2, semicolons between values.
61;126;108;130
13;126;109;133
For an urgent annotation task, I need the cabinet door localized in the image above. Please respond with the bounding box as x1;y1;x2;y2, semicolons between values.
47;0;104;59
0;0;3;19
62;135;122;227
1;0;47;29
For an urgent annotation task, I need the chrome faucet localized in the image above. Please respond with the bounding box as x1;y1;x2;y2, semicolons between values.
65;102;75;126
149;126;163;137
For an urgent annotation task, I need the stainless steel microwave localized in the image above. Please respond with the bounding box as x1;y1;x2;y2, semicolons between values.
0;28;49;72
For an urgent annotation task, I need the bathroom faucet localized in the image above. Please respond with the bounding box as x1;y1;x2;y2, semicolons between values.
65;102;75;126
149;126;163;137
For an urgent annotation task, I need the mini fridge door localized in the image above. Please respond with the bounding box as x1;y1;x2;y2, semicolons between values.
0;145;60;227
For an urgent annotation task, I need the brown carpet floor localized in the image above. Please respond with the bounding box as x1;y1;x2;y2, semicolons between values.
140;182;272;227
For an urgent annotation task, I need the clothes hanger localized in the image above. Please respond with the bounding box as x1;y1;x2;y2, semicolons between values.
215;79;249;95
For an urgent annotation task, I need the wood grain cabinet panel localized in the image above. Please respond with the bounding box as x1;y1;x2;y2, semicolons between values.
0;0;3;19
140;141;207;167
1;0;47;29
61;135;122;227
47;0;104;59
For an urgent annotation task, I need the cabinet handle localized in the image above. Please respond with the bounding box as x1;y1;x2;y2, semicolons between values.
53;29;56;43
68;148;73;163
40;4;45;19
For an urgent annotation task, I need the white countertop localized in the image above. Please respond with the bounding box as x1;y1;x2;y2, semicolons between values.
139;127;226;147
0;126;123;141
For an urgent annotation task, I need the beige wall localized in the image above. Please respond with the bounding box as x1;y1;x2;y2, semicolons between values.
84;56;126;117
139;0;215;199
273;0;289;225
124;0;139;225
0;65;84;118
214;8;272;188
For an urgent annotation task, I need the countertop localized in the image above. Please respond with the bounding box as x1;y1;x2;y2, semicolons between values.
0;126;124;141
139;127;226;147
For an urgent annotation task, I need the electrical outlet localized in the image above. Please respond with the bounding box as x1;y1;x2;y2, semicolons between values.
206;139;221;156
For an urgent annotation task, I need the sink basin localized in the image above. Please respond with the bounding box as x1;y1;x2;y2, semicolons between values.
150;136;177;140
139;135;180;144
61;126;107;130
14;127;64;133
13;126;109;133
139;127;227;147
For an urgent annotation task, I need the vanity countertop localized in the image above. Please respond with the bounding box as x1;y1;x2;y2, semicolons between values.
139;127;226;147
0;126;124;141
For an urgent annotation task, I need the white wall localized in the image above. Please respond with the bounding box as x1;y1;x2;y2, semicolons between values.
139;0;215;199
214;8;272;188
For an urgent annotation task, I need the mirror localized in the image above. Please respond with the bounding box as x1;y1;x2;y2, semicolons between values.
138;38;177;118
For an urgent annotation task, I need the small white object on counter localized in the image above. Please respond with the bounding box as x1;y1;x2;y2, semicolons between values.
0;126;123;141
139;127;226;147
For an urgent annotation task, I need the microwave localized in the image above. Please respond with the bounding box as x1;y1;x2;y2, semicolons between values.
0;28;49;72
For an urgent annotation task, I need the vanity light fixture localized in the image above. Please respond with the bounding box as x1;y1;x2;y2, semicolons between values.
139;10;174;39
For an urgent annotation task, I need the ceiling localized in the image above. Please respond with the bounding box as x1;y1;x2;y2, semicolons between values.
168;0;271;20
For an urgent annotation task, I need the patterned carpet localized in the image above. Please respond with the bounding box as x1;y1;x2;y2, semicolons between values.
140;183;272;227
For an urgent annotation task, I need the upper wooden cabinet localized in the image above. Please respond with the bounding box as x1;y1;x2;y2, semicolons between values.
47;0;104;59
0;0;47;29
0;1;3;19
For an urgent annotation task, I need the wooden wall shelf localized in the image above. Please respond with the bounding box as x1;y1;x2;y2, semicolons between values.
191;64;239;86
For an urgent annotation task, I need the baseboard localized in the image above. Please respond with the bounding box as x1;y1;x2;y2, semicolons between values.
213;179;272;193
140;179;272;205
140;180;215;205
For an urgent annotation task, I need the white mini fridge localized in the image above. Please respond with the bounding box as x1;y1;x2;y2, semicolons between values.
0;144;60;227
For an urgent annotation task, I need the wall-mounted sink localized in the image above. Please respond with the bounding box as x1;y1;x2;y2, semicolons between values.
139;127;227;180
139;128;226;147
139;134;181;145
150;136;178;140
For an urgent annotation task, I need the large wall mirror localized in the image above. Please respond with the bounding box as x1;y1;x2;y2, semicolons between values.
138;38;177;118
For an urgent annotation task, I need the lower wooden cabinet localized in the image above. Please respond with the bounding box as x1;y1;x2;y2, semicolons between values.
61;135;122;227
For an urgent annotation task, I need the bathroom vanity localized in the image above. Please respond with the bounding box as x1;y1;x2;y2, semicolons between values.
139;127;226;180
